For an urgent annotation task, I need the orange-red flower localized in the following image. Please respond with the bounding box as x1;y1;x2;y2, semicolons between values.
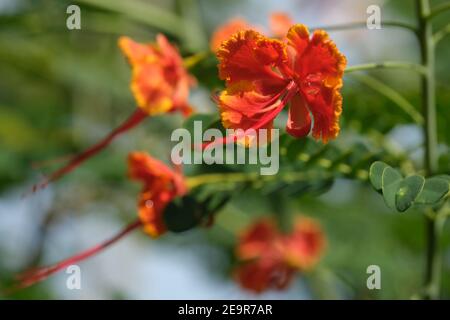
128;151;187;237
32;35;195;192
234;217;325;293
16;152;186;290
215;24;346;146
210;18;252;52
210;12;294;51
119;35;195;116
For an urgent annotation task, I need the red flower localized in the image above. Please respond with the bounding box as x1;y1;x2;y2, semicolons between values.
282;218;326;270
15;152;186;290
32;35;194;192
119;35;195;117
215;24;346;146
128;151;187;237
210;12;294;52
210;18;252;52
234;217;325;293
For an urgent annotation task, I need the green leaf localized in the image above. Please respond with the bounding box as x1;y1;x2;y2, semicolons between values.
286;138;309;163
415;177;450;205
163;195;204;233
381;167;403;210
369;161;391;191
395;175;425;212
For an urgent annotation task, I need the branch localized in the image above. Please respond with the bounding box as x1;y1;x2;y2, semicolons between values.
434;23;450;45
345;61;427;76
350;74;423;124
311;21;418;34
427;2;450;20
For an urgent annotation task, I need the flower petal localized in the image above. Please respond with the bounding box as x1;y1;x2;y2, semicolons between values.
118;36;158;65
237;219;279;260
269;12;294;38
128;152;187;237
235;259;294;293
120;35;195;117
217;30;288;91
287;25;346;142
286;93;311;138
282;218;326;270
210;18;251;52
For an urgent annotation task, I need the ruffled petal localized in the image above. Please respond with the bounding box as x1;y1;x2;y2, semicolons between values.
120;35;196;117
138;189;169;237
237;219;279;260
282;218;326;270
131;63;174;115
210;18;251;52
128;151;177;185
286;93;311;138
217;30;288;91
118;36;158;65
235;259;294;293
128;152;187;237
287;25;346;142
217;87;283;146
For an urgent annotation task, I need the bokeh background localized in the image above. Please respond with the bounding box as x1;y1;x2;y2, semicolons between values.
0;0;449;299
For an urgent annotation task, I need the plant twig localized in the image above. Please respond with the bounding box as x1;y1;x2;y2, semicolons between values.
345;61;427;75
350;73;423;124
426;2;450;20
311;21;417;34
417;0;442;300
433;23;450;45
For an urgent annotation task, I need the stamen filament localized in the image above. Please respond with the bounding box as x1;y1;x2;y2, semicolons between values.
15;219;142;290
31;109;148;193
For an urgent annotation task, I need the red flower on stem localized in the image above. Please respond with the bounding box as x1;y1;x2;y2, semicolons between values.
31;35;195;192
234;217;325;293
212;24;346;147
16;152;186;289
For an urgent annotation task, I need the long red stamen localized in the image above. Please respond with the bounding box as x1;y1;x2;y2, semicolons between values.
200;81;298;150
31;109;148;193
15;219;142;290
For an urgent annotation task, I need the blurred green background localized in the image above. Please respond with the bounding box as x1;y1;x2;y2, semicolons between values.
0;0;449;299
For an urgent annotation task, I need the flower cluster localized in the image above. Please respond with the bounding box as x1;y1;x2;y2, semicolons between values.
235;218;325;293
18;13;342;293
32;35;195;191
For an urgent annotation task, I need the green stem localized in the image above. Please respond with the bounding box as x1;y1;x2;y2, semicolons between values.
311;21;418;34
417;0;441;300
186;171;324;189
427;2;450;20
433;23;450;45
345;61;427;75
350;73;423;124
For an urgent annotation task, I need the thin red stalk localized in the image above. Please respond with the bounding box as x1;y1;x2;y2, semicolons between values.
31;154;75;170
31;109;148;192
16;219;142;290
